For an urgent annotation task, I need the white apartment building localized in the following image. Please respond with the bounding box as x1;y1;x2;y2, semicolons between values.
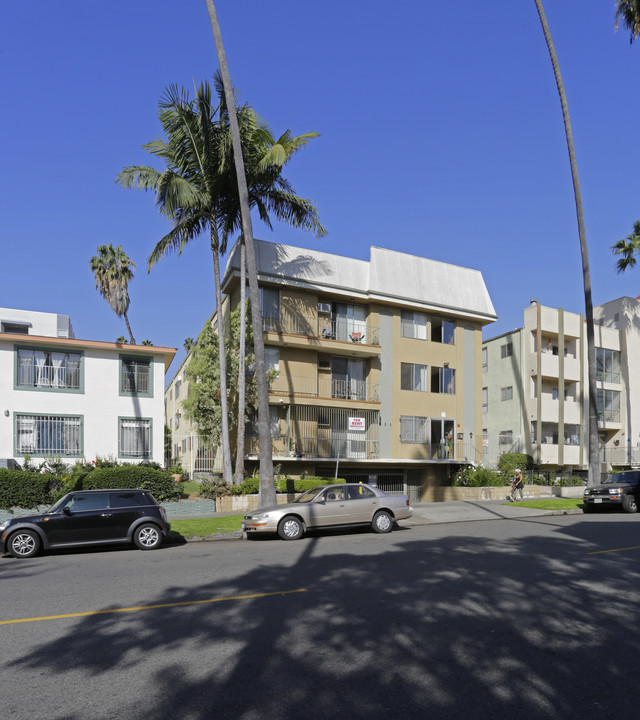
0;307;176;467
482;299;632;477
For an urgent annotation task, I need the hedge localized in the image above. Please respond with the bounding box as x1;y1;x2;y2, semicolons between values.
81;466;183;502
0;469;59;510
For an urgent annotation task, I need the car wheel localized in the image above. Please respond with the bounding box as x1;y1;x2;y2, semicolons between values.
8;530;41;559
622;495;638;514
278;516;304;541
372;510;393;534
133;523;163;550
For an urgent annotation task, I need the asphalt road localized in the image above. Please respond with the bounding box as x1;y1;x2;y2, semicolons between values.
2;514;640;720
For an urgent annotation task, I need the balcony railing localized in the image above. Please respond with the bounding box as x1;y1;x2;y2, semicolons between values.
269;375;380;402
262;314;380;345
18;364;81;390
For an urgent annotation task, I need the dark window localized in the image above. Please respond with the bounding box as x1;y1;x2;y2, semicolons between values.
110;492;149;508
64;493;109;512
122;357;151;395
347;484;376;500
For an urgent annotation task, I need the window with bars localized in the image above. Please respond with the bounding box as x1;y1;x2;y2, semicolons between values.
401;362;428;392
400;416;428;443
121;356;152;396
401;310;427;340
15;414;82;456
16;347;82;391
119;418;152;458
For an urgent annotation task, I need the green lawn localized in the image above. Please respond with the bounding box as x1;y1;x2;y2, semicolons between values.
503;498;585;511
169;515;243;540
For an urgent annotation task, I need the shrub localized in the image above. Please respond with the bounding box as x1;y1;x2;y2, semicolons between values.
81;465;182;502
0;469;58;510
558;475;584;487
498;453;533;478
452;466;507;487
276;476;344;493
198;477;232;499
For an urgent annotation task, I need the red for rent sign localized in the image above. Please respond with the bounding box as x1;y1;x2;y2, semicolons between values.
348;417;366;431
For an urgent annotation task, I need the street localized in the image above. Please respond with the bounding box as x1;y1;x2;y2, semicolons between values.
2;514;640;720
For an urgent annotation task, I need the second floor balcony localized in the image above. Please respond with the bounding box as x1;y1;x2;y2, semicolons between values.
269;374;380;402
263;313;380;347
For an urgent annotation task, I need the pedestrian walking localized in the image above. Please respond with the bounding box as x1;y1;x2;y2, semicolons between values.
508;468;524;502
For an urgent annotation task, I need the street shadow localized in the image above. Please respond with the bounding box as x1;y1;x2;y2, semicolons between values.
8;523;640;719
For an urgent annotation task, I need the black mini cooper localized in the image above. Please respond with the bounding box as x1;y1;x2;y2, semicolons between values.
583;471;640;513
1;489;171;558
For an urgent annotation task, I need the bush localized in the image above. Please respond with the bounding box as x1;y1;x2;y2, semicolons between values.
498;453;533;478
558;475;584;487
452;466;507;487
276;476;344;493
198;476;232;499
81;465;183;502
0;469;59;510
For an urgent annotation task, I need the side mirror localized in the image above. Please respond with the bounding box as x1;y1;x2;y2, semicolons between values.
62;506;71;516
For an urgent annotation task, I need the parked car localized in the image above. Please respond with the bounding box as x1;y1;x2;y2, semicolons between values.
1;489;170;558
583;471;640;513
242;483;412;540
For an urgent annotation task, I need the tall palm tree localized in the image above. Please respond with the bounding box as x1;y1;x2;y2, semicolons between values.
615;0;640;42
612;220;640;271
117;76;325;495
533;0;599;485
90;244;137;344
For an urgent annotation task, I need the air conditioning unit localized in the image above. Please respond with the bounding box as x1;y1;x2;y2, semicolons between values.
318;359;331;370
318;303;331;314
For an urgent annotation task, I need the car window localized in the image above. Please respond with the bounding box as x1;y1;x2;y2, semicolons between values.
347;484;376;500
322;487;345;502
64;493;109;512
293;487;325;503
605;472;640;484
110;492;149;508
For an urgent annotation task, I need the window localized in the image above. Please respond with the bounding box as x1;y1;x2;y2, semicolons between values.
401;363;428;392
347;484;376;499
63;493;109;512
431;367;455;394
482;347;488;373
552;387;559;401
401;310;427;340
431;316;455;344
174;413;180;430
259;286;280;330
2;322;29;334
501;343;513;359
110;492;150;508
15;414;82;456
564;425;580;446
119;418;152;458
499;430;513;446
482;387;488;413
121;356;152;396
400;416;428;443
16;348;82;391
264;347;280;373
175;379;181;398
269;406;280;438
597;389;621;423
596;348;621;384
501;386;513;401
332;358;366;399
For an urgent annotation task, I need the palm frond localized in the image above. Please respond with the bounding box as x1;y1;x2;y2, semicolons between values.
115;166;161;191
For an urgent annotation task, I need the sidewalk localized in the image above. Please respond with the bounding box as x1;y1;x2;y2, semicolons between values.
166;496;584;542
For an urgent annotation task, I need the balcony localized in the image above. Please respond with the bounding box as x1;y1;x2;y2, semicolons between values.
262;313;380;352
269;375;380;402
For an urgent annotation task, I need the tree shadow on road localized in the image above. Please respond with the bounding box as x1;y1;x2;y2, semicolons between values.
7;521;640;720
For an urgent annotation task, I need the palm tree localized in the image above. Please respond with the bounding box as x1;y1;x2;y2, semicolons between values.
117;76;325;495
533;0;599;485
90;244;137;344
615;0;640;42
612;220;640;271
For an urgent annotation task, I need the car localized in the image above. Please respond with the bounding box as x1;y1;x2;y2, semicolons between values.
583;470;640;513
1;489;171;559
242;483;412;540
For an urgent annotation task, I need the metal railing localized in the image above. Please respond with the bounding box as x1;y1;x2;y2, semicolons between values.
15;415;82;456
17;364;81;390
262;313;380;345
269;374;380;402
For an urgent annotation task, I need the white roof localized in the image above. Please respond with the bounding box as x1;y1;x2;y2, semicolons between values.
223;239;496;323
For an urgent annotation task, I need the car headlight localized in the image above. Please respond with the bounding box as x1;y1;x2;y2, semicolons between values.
250;513;270;520
0;520;10;532
609;488;623;494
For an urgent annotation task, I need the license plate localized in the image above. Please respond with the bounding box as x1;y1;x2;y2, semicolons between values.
594;499;602;504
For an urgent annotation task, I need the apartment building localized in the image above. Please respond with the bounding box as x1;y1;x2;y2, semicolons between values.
482;299;629;477
0;307;176;467
165;239;497;501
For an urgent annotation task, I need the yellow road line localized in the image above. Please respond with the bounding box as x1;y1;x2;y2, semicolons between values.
587;546;640;555
0;588;307;626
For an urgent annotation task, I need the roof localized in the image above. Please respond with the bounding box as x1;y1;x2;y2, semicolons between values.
222;238;497;323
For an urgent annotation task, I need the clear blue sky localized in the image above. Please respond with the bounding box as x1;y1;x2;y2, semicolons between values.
2;1;639;375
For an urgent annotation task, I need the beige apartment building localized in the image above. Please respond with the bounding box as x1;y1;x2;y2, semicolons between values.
166;239;496;501
482;298;637;478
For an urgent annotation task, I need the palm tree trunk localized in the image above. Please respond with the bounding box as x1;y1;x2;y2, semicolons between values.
204;0;275;507
234;237;246;484
534;0;599;485
211;232;234;485
124;313;136;345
